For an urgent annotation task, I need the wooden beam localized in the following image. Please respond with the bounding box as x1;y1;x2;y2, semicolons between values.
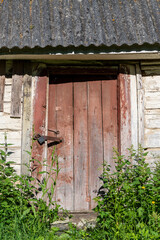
136;64;144;147
32;76;48;181
10;75;23;118
118;65;132;155
48;66;118;75
0;76;5;112
0;61;6;112
21;75;32;174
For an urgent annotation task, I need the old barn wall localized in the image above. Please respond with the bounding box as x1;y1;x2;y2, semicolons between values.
0;76;22;174
141;62;160;165
1;60;160;175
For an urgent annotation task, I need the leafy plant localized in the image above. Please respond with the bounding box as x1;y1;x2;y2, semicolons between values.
1;136;160;239
0;133;61;238
93;146;160;239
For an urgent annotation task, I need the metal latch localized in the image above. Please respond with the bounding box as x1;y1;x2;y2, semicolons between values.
33;134;63;145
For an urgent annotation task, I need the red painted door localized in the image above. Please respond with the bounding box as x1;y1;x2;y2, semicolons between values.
47;75;118;211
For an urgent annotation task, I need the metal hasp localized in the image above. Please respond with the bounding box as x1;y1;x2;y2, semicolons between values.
33;134;63;145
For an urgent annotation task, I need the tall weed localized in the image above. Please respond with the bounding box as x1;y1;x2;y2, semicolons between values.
93;146;160;239
0;133;61;238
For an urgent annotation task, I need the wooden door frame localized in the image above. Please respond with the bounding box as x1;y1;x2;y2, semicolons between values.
22;63;138;176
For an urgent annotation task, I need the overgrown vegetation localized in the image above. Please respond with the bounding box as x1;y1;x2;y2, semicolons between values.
70;146;160;239
0;134;160;239
0;134;62;239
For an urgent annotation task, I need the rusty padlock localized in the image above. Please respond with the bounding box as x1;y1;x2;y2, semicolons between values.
37;136;46;145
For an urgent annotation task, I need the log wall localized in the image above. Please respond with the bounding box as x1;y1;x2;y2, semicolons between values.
0;76;22;174
141;62;160;165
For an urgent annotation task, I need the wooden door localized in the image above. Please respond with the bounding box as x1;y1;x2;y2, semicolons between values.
47;75;118;211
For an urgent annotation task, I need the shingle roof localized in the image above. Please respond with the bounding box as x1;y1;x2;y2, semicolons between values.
0;0;159;50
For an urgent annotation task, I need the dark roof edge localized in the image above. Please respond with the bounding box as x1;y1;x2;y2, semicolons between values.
0;43;160;55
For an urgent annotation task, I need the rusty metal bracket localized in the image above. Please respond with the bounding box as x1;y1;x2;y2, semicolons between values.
33;133;63;145
48;129;60;135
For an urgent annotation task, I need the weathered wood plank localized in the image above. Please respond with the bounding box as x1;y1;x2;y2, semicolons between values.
47;80;57;203
56;80;74;210
130;65;138;150
144;129;160;148
102;79;117;172
118;65;131;155
145;109;160;115
10;75;23;118
0;112;21;130
74;81;89;211
0;147;22;164
3;102;11;114
47;82;57;161
136;64;144;146
21;75;32;174
145;115;160;129
0;76;5;112
88;80;103;209
32;76;48;180
5;78;12;85
136;64;143;90
138;89;145;145
4;85;11;102
145;92;160;109
143;76;160;91
0;131;21;147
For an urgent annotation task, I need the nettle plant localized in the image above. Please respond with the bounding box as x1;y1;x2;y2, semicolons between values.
0;133;61;234
93;146;160;239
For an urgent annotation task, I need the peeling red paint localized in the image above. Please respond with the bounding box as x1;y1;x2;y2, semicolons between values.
58;173;73;184
32;77;48;180
118;65;132;155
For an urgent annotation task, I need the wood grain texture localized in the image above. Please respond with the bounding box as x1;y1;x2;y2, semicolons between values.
21;75;32;174
47;75;119;211
0;131;21;147
143;76;160;91
74;81;89;210
32;76;48;180
47;82;57;160
47;81;57;202
56;80;74;210
0;112;21;130
138;89;145;146
0;76;5;112
145;92;160;109
102;80;117;172
4;85;11;102
144;129;160;148
145;115;160;129
88;80;103;209
10;75;23;118
130;65;138;150
118;65;131;155
136;64;144;146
